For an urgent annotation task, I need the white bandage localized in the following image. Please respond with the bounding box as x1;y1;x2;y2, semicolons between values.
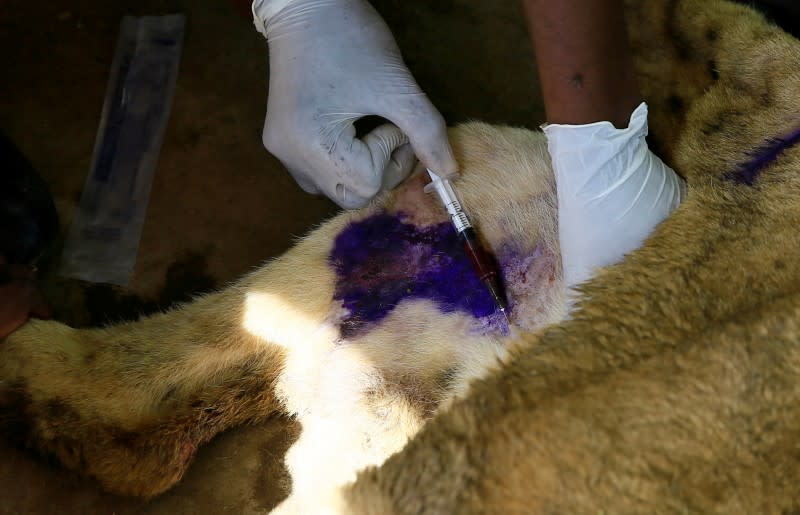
543;102;685;288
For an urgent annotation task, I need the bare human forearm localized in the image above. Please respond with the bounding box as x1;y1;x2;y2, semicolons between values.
522;0;641;128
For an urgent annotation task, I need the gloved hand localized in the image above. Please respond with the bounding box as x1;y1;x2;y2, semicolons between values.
544;102;686;288
252;0;457;208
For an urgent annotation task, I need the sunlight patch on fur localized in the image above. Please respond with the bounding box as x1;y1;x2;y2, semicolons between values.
243;291;332;348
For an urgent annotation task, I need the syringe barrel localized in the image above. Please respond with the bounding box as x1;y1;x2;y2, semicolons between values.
426;169;509;313
426;170;472;233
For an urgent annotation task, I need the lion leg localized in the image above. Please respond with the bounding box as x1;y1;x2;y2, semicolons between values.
0;206;354;498
0;284;287;497
0;301;283;497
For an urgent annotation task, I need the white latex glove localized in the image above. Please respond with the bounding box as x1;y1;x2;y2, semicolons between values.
544;102;686;288
252;0;457;208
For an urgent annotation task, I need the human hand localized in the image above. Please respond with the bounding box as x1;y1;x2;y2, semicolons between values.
545;103;685;288
253;0;457;208
0;256;51;340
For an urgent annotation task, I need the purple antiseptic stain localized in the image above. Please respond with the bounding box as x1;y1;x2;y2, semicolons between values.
727;125;800;185
328;212;505;339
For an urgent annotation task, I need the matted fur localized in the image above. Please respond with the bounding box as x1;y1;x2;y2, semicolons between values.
4;0;800;513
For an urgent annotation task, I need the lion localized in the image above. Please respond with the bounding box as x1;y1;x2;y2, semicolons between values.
1;116;564;512
4;0;800;513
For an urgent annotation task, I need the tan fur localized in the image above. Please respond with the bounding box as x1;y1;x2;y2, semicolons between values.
343;1;800;513
4;0;800;512
0;121;563;510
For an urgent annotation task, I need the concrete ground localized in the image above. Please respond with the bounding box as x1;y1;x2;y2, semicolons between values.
0;0;542;512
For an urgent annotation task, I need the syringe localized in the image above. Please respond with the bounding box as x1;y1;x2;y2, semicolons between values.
426;169;509;321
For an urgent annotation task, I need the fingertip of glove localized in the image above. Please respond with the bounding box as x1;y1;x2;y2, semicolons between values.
293;175;321;195
427;150;459;179
334;184;371;210
414;128;458;179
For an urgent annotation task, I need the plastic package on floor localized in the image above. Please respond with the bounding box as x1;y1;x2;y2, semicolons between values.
60;14;185;286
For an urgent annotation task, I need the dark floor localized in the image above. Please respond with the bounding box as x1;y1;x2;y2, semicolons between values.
0;0;542;512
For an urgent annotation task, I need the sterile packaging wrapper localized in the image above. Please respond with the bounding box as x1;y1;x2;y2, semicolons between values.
60;14;185;286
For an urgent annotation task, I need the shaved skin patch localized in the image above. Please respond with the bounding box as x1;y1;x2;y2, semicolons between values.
386;171;445;227
329;212;554;339
496;242;559;332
